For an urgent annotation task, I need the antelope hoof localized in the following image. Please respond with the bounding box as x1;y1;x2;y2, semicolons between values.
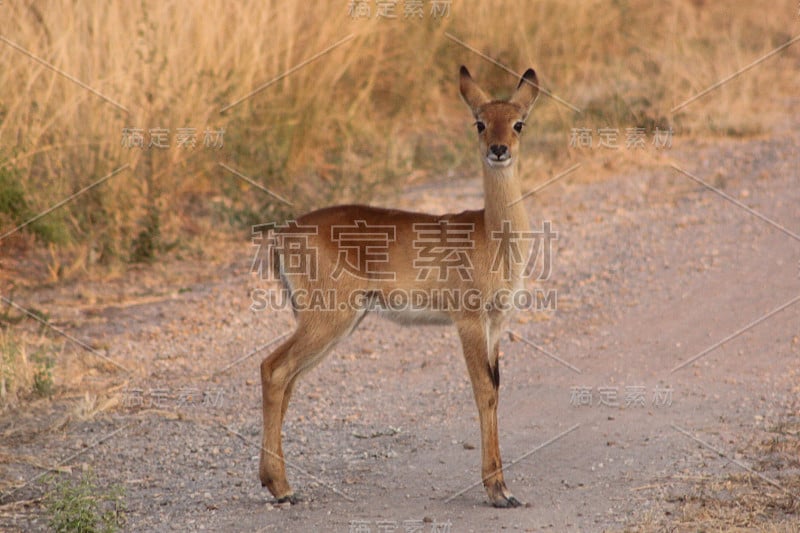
275;493;298;505
492;494;522;508
260;474;294;503
487;481;522;508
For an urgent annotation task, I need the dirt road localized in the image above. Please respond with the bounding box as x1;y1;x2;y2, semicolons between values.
1;129;798;531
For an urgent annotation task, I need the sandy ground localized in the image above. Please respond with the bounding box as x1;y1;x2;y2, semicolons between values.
0;127;798;531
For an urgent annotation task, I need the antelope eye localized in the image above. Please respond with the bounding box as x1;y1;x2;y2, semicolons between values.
475;121;486;133
513;121;525;133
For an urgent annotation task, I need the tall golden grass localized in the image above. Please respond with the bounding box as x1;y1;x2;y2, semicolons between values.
0;0;797;275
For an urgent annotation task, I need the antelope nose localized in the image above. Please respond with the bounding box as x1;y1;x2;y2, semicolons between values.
490;144;508;158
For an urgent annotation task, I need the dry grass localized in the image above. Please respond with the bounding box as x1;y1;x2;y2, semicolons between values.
0;0;798;278
625;411;800;532
0;328;35;407
667;474;799;532
0;327;54;409
0;306;118;410
656;473;799;533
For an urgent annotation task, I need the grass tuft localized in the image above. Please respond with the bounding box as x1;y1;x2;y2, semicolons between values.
44;470;127;533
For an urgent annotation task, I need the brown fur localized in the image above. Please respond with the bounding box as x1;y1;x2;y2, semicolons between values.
258;66;539;507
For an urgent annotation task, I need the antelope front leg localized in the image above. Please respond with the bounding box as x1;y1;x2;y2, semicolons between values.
456;321;521;508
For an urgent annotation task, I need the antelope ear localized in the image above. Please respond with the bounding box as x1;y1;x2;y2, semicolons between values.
459;66;490;115
509;68;539;117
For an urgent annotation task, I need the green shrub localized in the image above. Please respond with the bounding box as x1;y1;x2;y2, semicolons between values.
0;159;66;244
44;471;127;533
